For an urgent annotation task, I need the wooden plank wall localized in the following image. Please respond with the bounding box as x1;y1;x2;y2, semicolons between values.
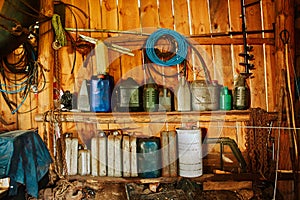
0;0;279;149
55;0;276;108
0;1;280;148
27;0;275;151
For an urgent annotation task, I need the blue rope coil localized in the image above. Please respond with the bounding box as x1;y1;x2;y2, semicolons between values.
145;29;188;66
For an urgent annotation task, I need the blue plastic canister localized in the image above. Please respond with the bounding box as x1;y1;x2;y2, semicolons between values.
137;137;161;178
90;74;114;112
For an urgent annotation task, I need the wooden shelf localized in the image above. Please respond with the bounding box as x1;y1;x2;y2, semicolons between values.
35;110;278;124
67;171;296;184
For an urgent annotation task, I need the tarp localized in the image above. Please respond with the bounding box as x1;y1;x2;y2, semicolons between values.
0;130;52;198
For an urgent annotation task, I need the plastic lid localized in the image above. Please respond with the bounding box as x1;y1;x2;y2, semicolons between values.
223;86;229;94
65;132;73;138
98;131;106;137
113;130;120;136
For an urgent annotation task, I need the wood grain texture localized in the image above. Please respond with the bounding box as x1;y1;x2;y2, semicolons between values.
246;3;266;109
140;0;159;30
89;0;102;38
158;0;174;29
37;0;54;142
173;0;190;34
190;0;210;35
265;45;276;111
118;0;140;31
209;0;229;33
102;0;119;37
212;45;233;87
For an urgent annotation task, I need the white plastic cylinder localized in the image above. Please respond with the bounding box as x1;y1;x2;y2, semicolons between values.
98;133;107;176
107;134;115;176
130;136;138;177
175;77;191;111
91;136;99;176
176;128;202;177
122;135;131;177
78;147;91;175
91;131;107;176
65;133;78;175
114;134;122;177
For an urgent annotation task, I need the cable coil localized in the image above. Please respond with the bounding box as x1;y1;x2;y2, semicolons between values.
145;28;188;66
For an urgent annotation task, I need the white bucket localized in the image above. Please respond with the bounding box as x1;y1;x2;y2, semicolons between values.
176;128;202;177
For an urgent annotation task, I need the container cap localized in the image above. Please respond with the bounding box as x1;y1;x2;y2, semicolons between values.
113;130;121;136
98;131;106;137
65;132;73;138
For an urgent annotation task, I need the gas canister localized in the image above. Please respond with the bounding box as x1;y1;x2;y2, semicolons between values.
90;74;114;112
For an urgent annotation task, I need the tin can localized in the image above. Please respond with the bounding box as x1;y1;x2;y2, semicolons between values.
191;80;219;111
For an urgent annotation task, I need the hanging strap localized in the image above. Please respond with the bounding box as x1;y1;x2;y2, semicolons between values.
52;14;67;48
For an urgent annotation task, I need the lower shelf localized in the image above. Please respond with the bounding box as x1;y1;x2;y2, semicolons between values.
67;171;297;183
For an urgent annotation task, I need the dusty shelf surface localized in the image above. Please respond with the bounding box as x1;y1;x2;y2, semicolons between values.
35;110;278;124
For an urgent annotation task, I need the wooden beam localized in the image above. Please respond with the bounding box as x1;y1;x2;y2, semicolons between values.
37;0;54;143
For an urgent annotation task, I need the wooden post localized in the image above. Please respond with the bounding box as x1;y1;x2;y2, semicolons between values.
275;1;298;200
37;0;54;147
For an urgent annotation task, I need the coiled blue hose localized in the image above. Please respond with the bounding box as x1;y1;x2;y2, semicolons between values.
145;28;188;66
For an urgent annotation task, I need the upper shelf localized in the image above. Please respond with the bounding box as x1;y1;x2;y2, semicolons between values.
35;110;278;124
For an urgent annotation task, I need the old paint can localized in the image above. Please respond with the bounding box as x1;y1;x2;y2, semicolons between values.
191;80;219;111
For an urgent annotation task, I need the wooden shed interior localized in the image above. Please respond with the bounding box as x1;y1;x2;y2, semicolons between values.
0;0;300;199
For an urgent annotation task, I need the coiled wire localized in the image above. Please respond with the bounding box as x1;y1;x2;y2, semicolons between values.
145;28;188;66
145;28;211;83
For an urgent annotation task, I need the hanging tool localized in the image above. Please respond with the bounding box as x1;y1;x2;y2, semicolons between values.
280;29;299;200
280;29;298;162
272;87;284;200
239;0;257;78
79;34;134;57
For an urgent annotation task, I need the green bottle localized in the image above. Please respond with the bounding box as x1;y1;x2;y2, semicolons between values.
143;76;159;112
220;86;232;110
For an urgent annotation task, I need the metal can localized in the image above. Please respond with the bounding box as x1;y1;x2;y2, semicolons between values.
191;80;220;111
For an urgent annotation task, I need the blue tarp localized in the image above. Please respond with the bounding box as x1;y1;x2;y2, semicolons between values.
0;130;52;198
